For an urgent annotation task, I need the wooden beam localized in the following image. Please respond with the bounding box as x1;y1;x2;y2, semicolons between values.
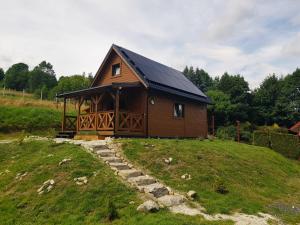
62;97;66;131
114;89;120;134
77;97;83;132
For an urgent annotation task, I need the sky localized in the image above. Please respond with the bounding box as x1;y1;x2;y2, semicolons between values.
1;0;300;89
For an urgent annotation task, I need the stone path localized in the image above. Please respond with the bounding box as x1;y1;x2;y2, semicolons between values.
52;138;281;225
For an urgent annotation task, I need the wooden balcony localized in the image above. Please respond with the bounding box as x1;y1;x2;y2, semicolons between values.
76;111;145;135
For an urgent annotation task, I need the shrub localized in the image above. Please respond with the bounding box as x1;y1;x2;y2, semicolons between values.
270;133;300;159
216;125;236;140
253;131;270;148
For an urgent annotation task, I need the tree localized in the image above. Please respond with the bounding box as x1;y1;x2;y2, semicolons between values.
183;66;213;92
207;90;234;126
252;74;282;125
48;75;91;99
5;63;29;90
0;68;4;82
28;61;57;93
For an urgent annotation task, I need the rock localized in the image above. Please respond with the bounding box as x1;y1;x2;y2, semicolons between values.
166;186;174;195
59;158;72;166
129;201;135;204
47;154;54;157
109;162;130;170
74;176;88;185
141;183;169;198
164;159;170;164
101;156;123;163
15;172;28;180
118;169;143;179
128;175;156;186
187;190;197;199
137;200;159;212
157;195;185;207
181;173;191;180
96;150;115;157
37;179;55;195
168;157;173;163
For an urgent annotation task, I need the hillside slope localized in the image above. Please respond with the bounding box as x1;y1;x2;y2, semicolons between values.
120;138;300;224
0;140;231;225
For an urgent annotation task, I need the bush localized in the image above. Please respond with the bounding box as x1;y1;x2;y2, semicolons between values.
0;105;61;132
216;125;236;140
270;133;300;159
253;131;270;148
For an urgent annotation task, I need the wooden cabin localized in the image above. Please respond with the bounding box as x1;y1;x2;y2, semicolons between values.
57;44;211;139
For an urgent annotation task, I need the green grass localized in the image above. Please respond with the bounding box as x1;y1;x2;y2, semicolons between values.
0;140;232;225
119;138;300;224
0;105;61;133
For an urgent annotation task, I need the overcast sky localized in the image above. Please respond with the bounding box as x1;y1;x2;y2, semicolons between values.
1;0;300;89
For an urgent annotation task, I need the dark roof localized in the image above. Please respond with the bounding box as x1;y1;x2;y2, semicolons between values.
113;44;211;104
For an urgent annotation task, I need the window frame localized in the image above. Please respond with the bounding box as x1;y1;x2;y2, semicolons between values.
112;63;121;77
173;103;185;119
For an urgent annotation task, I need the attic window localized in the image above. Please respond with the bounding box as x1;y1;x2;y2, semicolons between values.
112;63;121;76
174;103;184;118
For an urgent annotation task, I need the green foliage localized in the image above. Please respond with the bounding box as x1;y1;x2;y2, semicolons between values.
253;131;270;148
270;133;300;159
0;105;61;132
183;66;213;92
106;200;119;221
4;63;29;91
216;126;236;140
253;130;300;159
48;75;91;99
28;61;57;94
121;138;300;223
0;67;4;81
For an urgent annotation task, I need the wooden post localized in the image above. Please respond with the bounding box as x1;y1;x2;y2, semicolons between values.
95;95;98;130
77;97;83;132
236;120;240;143
62;97;66;131
115;89;120;134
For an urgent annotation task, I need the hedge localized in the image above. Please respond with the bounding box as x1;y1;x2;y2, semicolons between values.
253;130;300;159
270;132;300;159
253;131;270;148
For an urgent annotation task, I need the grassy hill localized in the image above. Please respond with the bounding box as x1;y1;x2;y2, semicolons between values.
120;138;300;224
0;140;231;225
0;89;75;137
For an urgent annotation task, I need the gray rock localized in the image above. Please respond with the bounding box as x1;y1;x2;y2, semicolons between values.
157;195;185;207
118;169;143;179
101;156;123;163
109;162;130;170
59;158;72;166
96;150;115;157
137;200;159;212
128;175;156;186
139;183;169;198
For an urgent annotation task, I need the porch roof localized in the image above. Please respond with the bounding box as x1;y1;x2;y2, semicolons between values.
56;82;141;98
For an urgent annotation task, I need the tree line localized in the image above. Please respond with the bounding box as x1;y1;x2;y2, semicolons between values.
0;62;299;128
183;66;300;128
0;62;93;100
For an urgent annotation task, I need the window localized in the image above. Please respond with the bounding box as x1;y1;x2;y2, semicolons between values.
112;63;121;76
174;103;184;118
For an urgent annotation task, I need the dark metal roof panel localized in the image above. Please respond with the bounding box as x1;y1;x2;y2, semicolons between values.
114;45;207;98
149;82;212;104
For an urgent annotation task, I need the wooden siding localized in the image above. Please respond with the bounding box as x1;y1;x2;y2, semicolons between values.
94;50;140;86
147;92;207;138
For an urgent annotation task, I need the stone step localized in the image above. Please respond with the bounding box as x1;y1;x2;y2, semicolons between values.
109;162;131;170
157;195;185;207
101;156;123;163
93;145;109;151
96;150;115;157
128;175;156;186
138;183;169;198
118;169;143;179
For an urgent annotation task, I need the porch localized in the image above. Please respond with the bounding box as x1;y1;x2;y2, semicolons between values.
58;82;147;138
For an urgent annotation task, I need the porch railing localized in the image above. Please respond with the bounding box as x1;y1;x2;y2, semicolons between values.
78;111;144;134
64;115;77;131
